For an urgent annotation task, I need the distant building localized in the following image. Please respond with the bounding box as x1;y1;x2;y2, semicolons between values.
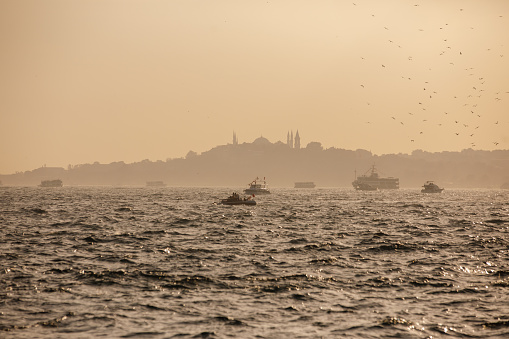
233;130;300;148
287;130;300;149
295;130;300;149
287;131;294;148
253;136;271;145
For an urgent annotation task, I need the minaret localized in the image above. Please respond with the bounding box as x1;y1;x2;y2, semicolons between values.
294;130;300;149
233;131;238;145
287;131;290;147
290;131;294;149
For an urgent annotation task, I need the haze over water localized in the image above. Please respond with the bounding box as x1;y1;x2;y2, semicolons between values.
1;1;508;174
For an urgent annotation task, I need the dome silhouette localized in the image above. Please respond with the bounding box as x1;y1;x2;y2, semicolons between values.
252;136;271;145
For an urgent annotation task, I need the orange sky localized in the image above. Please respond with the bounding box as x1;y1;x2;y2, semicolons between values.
1;0;508;174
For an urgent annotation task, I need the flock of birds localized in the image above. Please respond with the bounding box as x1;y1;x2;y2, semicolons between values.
351;2;506;150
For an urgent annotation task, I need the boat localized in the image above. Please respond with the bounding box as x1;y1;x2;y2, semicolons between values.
146;181;166;187
244;177;270;195
294;182;316;188
352;165;399;190
220;192;256;205
421;181;444;193
39;179;63;187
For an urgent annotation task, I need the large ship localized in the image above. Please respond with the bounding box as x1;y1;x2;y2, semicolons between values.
352;165;399;190
39;179;63;187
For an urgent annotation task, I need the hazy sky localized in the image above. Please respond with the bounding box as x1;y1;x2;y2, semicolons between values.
1;0;508;174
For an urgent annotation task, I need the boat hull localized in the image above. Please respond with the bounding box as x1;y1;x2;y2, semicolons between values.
352;178;398;190
353;182;378;191
421;188;444;193
221;200;256;205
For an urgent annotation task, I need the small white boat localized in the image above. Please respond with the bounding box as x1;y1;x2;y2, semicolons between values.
244;177;270;195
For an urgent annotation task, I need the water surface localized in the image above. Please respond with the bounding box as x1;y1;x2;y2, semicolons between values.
1;187;508;338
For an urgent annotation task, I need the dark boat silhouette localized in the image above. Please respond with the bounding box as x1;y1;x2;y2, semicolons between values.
221;192;256;205
421;181;444;193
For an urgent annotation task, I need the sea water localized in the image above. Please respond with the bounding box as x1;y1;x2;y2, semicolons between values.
1;187;508;338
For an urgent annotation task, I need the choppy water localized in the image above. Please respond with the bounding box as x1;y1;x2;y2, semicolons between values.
1;187;508;338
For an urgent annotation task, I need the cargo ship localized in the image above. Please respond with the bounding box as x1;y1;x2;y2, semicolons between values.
352;165;399;190
294;182;316;188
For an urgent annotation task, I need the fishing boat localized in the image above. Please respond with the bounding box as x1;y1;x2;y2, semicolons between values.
39;179;63;187
421;181;444;193
220;192;256;205
244;177;270;195
352;165;399;190
294;182;316;188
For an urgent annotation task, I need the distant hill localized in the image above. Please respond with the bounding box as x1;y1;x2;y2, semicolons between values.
1;140;508;188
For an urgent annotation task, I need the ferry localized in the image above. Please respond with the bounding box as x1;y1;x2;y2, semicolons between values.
294;182;316;188
352;165;399;190
39;179;63;187
421;181;444;193
221;192;256;205
146;181;166;187
244;177;270;195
